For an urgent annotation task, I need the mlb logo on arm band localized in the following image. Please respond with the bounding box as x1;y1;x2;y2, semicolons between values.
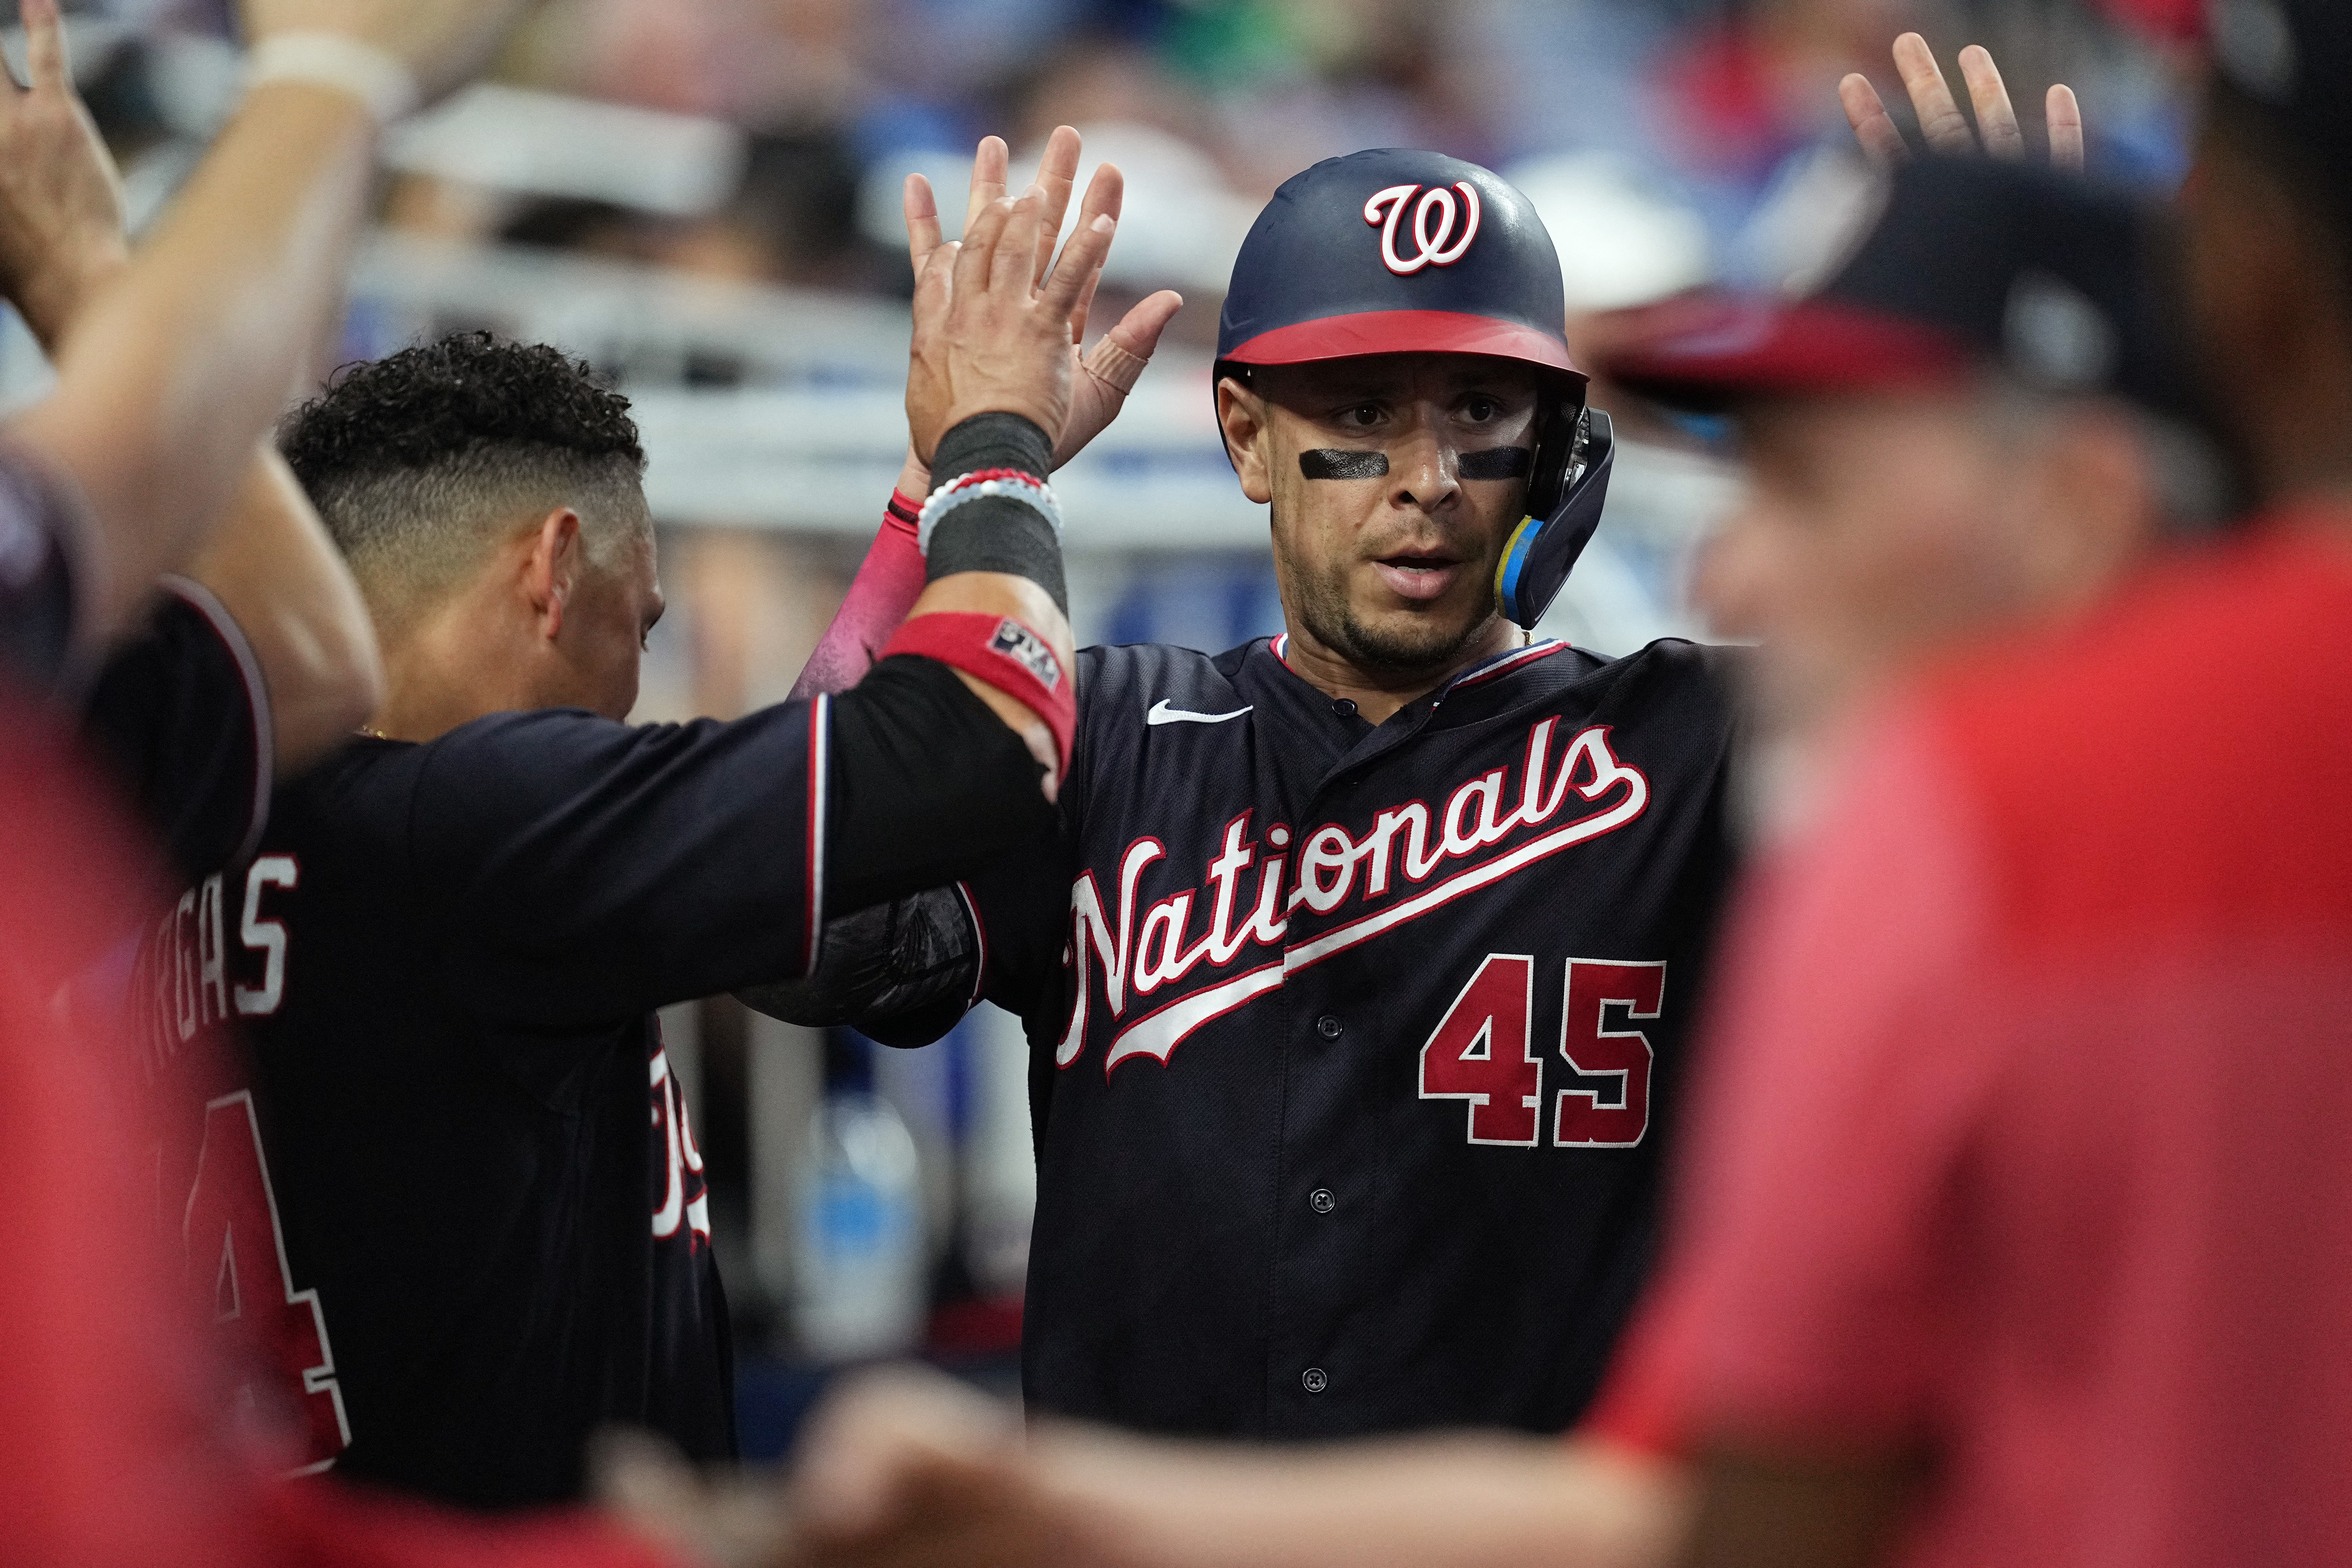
988;617;1062;690
882;610;1076;775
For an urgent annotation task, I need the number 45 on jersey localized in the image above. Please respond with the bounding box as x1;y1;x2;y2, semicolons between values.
1419;955;1665;1148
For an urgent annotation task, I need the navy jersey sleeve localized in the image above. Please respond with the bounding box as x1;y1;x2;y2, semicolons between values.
964;829;1075;1019
0;446;89;697
962;641;1120;1020
411;657;1050;1028
81;578;269;880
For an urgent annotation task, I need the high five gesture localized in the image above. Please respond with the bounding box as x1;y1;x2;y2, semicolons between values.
902;128;1184;469
906;180;1123;463
1841;32;2085;171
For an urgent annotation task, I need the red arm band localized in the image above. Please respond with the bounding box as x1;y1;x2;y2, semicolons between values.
788;493;927;702
879;610;1075;778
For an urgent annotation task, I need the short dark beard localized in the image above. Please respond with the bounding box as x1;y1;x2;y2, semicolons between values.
1276;526;1502;677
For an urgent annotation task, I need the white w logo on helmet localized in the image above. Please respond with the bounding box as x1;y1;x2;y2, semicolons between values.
1364;182;1483;276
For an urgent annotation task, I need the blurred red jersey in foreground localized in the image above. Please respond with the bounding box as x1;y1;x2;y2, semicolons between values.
1657;516;2352;1566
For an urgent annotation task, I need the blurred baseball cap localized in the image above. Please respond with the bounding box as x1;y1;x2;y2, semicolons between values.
1599;155;2198;426
2090;0;2204;41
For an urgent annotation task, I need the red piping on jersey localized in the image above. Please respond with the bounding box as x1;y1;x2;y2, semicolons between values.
955;880;989;1011
1447;639;1568;694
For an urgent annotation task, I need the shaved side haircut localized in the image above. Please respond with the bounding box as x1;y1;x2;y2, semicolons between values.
280;333;649;623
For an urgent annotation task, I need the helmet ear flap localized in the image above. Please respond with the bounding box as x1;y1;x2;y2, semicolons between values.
1524;388;1582;518
1495;408;1615;629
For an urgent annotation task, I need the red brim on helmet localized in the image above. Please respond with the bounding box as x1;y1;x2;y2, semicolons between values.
1222;308;1586;388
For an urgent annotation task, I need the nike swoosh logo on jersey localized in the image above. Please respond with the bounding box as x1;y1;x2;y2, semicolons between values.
1146;699;1253;726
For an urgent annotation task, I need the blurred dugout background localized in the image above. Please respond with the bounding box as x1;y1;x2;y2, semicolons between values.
1;0;2195;1448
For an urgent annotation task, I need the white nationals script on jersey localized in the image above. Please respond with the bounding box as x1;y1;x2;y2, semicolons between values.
1058;716;1649;1073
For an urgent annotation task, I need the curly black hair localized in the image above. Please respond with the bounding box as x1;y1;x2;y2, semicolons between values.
281;331;642;488
280;333;648;607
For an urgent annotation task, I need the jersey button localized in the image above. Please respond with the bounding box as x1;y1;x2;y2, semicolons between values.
1309;1188;1336;1214
1301;1367;1329;1394
1332;698;1358;718
1315;1015;1343;1039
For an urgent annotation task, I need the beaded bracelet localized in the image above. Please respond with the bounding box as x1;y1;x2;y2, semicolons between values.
915;468;1064;558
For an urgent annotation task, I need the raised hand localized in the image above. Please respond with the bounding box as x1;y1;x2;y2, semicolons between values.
0;0;129;351
236;0;538;109
1840;33;2084;172
906;178;1120;463
902;128;1183;473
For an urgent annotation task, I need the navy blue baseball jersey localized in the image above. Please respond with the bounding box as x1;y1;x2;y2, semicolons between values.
85;579;270;880
807;632;1739;1437
230;657;1053;1509
231;708;815;1507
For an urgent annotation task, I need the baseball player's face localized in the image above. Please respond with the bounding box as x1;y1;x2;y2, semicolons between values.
1222;353;1541;676
1699;386;2153;740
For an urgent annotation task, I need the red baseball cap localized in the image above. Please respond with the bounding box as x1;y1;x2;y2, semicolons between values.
1599;156;2198;426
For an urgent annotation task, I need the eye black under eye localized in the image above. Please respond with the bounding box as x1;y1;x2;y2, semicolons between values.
1457;447;1532;480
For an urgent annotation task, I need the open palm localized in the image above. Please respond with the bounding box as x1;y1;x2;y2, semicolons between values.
1841;33;2085;171
903;127;1184;472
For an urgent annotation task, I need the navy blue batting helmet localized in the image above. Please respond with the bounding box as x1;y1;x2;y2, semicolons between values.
1216;148;1615;629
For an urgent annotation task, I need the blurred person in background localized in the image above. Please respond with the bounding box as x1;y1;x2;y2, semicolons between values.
1599;0;2352;1563
0;0;731;1561
0;0;521;682
0;0;390;1475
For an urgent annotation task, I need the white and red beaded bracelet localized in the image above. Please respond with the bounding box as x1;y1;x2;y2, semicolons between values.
915;467;1065;557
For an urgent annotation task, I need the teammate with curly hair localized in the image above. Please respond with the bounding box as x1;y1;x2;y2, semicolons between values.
235;156;1114;1513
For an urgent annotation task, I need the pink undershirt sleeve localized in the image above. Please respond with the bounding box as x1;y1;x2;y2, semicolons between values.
790;495;927;701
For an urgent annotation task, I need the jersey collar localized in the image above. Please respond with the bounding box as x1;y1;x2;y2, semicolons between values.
1263;632;1569;700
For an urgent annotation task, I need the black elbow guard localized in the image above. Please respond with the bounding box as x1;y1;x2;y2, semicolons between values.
736;886;979;1048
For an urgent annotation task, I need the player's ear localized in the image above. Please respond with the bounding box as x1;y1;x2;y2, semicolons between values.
522;507;584;642
1217;375;1276;505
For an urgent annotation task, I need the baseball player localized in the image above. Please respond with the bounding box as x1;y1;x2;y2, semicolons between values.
737;52;2225;1568
0;0;718;1557
763;146;1742;1440
1649;4;2352;1563
226;181;1116;1510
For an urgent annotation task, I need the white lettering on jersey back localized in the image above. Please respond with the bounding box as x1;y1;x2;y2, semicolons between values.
650;1046;712;1244
1060;718;1649;1073
234;855;299;1016
137;869;249;1083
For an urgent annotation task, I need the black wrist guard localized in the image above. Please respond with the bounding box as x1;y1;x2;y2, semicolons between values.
923;412;1067;614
